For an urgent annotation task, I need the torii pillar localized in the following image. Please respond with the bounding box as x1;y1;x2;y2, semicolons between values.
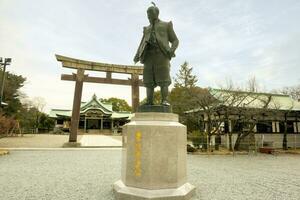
69;69;85;142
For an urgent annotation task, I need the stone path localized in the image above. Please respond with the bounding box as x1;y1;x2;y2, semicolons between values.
0;134;122;148
0;134;73;148
0;150;299;200
79;135;122;147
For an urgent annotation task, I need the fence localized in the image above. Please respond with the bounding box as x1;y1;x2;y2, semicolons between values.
188;133;300;153
221;133;300;149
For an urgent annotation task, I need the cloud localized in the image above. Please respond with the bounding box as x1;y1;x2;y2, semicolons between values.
0;0;299;113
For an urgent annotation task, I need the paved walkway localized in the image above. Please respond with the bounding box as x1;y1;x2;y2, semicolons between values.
0;134;72;148
0;134;122;148
79;135;122;147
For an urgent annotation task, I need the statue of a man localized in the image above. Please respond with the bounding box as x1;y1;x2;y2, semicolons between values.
134;4;179;106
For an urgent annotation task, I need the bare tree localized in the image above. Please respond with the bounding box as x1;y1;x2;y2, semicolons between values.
247;76;260;92
185;77;288;151
273;84;300;101
32;97;46;112
27;97;46;133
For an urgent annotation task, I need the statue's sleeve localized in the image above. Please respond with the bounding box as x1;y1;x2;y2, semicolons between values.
134;27;146;61
168;21;179;53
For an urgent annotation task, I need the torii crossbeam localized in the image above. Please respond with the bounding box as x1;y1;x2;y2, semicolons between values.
56;54;143;143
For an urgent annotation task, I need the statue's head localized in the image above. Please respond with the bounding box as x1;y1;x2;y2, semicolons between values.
147;4;159;24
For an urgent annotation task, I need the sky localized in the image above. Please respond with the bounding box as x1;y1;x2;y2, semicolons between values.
0;0;300;112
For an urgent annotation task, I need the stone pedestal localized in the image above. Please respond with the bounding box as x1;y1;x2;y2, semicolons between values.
113;112;195;199
137;104;172;113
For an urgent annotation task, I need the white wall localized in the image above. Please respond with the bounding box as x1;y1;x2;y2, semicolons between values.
221;133;300;149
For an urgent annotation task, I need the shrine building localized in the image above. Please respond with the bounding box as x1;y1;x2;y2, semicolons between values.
49;94;133;134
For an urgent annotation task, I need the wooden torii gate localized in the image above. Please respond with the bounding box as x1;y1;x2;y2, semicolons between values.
56;54;143;143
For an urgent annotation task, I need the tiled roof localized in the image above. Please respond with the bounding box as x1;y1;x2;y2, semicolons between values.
49;109;72;118
210;88;300;111
49;94;131;119
185;88;300;113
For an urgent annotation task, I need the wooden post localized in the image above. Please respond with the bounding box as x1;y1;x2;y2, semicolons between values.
131;73;140;112
84;116;87;133
69;69;85;142
106;72;112;79
296;113;299;133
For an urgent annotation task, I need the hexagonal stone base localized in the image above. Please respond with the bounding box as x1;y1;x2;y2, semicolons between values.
113;112;195;200
113;180;196;200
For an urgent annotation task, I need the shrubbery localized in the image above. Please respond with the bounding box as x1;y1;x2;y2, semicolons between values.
0;112;16;137
187;130;208;149
0;70;55;135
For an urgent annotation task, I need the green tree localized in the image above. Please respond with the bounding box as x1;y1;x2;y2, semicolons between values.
102;97;132;112
140;91;161;105
18;106;37;130
170;61;200;118
39;113;55;132
0;69;26;116
174;61;198;88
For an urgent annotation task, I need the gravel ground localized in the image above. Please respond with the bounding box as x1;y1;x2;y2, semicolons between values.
0;150;299;200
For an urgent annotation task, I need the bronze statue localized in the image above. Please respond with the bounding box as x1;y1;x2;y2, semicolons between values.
134;3;179;106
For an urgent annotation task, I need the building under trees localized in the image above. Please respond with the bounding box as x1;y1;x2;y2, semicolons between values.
186;88;300;150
